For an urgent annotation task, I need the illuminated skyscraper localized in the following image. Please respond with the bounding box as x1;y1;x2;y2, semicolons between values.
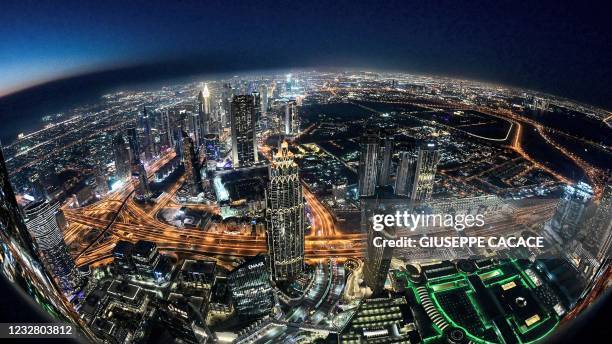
411;142;440;202
139;107;154;161
24;200;81;292
378;136;394;186
221;82;233;128
545;182;593;245
158;110;173;148
173;126;184;160
181;131;203;196
187;112;201;147
358;130;380;197
266;142;305;281
201;83;212;115
284;100;297;135
394;151;416;196
127;127;141;162
228;255;275;319
203;134;220;161
112;133;131;181
258;82;268;116
285;73;292;94
252;91;261;122
362;200;395;296
94;166;109;196
230;94;258;167
1;149;39;258
1;146;93;340
585;183;612;261
131;240;161;280
127;128;152;200
197;84;211;138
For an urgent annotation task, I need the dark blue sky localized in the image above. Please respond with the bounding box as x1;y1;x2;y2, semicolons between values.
1;0;611;109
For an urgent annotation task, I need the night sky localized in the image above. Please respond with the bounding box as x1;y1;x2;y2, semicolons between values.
1;0;611;110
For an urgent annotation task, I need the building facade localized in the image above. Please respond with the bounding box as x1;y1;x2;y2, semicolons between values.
23;200;81;292
377;136;394;186
230;95;258;167
266;142;305;281
411;142;440;202
127;128;152;200
358;131;380;197
545;182;593;245
112;133;131;181
228;255;275;319
182;131;203;196
394;151;415;196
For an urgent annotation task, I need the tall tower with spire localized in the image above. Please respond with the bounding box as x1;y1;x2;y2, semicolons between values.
202;83;211;115
198;84;212;138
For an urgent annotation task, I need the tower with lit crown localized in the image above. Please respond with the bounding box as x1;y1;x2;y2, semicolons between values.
198;84;211;137
266;142;305;281
201;83;211;115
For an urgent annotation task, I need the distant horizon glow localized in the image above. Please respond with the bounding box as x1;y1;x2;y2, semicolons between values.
0;1;610;109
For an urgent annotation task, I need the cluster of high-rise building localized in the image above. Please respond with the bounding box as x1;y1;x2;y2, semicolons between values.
358;130;442;295
102;80;310;326
2;71;610;344
230;94;259;167
358;130;441;202
110;80;299;201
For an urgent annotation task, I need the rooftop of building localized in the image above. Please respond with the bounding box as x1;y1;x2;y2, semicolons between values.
132;240;158;258
112;240;134;257
181;259;217;275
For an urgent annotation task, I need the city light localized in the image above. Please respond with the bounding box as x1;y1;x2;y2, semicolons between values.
0;67;610;344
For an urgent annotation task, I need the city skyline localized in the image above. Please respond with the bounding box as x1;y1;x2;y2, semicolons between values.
0;68;609;343
2;0;612;116
1;0;612;342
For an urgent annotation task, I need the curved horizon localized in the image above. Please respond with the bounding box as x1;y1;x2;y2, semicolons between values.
2;1;611;114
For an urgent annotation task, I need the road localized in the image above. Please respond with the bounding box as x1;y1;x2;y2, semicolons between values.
62;89;608;269
64;148;365;268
